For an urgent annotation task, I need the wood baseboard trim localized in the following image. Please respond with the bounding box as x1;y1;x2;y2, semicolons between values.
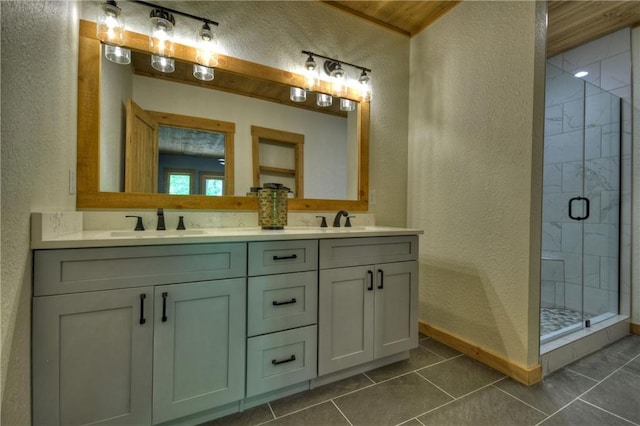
631;322;640;335
419;321;542;385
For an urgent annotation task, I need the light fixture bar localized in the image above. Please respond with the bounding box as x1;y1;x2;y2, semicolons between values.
301;50;371;73
132;0;219;26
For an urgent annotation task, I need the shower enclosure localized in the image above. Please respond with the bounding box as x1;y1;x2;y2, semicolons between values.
540;63;622;344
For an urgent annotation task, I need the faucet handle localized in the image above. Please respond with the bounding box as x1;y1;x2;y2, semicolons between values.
345;216;355;227
315;216;328;228
177;216;186;230
125;215;145;231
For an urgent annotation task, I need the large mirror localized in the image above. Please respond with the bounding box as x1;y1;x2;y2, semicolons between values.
77;20;370;211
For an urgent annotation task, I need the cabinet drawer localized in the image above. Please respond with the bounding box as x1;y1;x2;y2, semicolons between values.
34;243;247;296
248;240;318;276
246;325;317;397
319;236;418;269
248;271;317;336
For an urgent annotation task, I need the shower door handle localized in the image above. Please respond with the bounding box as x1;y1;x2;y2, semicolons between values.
568;197;589;221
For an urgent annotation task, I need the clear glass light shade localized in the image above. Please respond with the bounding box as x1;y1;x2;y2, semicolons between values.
149;13;175;58
290;87;306;102
340;98;356;112
195;25;219;68
331;76;347;97
151;55;175;73
304;68;318;91
316;93;332;107
103;44;131;64
359;71;372;102
97;2;125;46
193;64;214;81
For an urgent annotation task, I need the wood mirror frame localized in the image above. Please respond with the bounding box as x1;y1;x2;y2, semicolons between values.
77;20;369;211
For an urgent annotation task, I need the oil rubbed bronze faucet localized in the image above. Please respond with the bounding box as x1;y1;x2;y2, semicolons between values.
332;210;349;227
156;208;166;231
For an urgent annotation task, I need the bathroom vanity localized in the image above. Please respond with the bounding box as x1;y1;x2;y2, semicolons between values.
31;224;421;425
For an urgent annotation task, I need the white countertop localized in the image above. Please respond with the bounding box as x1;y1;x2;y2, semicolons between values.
32;225;424;249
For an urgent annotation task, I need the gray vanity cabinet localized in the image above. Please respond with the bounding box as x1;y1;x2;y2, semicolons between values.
318;236;419;376
152;278;246;424
32;286;154;426
32;243;247;425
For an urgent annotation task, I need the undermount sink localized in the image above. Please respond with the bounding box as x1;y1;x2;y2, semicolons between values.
108;229;207;238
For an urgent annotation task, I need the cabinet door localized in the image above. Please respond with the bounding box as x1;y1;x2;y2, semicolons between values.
318;266;374;376
152;278;246;424
32;287;153;426
374;261;419;358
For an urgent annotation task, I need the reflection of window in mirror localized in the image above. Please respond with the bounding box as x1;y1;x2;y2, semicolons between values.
200;172;224;196
164;169;196;195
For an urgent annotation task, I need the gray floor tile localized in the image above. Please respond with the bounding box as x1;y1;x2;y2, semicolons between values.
365;346;445;383
539;399;635;426
494;368;597;415
418;386;547;426
201;404;273;426
269;373;373;417
416;356;504;397
604;335;640;358
566;347;632;381
622;356;640;377
419;338;462;359
334;372;452;426
581;370;640;424
264;402;350;426
398;419;423;426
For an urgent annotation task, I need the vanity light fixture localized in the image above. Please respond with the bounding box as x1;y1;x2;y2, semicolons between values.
358;70;372;102
193;22;218;81
304;54;318;91
149;8;176;73
340;98;356;111
325;60;347;97
97;0;131;64
300;50;372;106
290;87;307;103
317;93;333;107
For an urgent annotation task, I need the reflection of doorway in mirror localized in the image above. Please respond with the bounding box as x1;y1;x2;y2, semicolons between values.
251;126;304;198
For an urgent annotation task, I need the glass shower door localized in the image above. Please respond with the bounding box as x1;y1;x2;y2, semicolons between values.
541;63;621;344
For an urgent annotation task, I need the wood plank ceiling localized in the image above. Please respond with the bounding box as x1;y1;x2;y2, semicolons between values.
321;1;640;57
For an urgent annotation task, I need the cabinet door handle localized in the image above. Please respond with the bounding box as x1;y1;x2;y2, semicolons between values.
367;270;374;291
161;292;168;322
272;354;296;365
377;269;384;289
273;298;297;306
273;254;297;261
139;293;147;325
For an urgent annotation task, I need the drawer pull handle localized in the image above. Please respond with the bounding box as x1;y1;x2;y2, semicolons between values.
139;293;147;325
273;254;297;261
272;354;296;365
377;269;384;290
161;292;168;322
367;270;374;291
273;298;297;306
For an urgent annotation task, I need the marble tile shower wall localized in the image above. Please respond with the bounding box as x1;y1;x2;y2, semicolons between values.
541;29;630;318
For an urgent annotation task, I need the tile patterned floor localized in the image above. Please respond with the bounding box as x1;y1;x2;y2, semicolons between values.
202;334;640;426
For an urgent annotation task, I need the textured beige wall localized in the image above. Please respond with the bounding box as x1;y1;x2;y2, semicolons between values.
407;1;546;367
1;2;79;423
1;1;409;423
632;27;640;326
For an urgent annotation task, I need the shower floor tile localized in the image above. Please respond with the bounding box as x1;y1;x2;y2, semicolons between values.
540;307;585;337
